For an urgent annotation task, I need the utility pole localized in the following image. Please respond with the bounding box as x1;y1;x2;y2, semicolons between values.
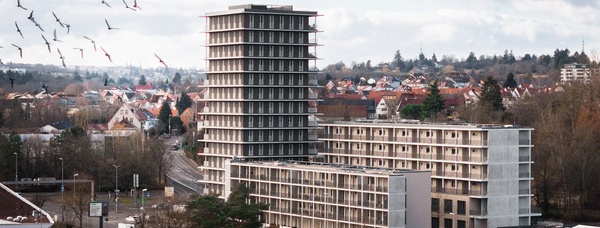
13;152;18;182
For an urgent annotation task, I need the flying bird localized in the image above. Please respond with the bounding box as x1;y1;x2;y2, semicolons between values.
105;19;119;30
27;10;34;20
57;48;66;68
52;11;65;27
122;0;136;11
133;0;142;10
73;48;84;58
154;53;167;67
101;0;111;7
101;46;113;63
83;36;97;51
41;34;51;53
53;29;63;42
12;44;22;58
15;22;24;39
64;24;71;34
10;78;15;89
0;59;4;65
17;0;27;10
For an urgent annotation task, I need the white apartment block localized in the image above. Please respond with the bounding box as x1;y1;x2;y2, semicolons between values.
200;4;321;196
560;63;592;83
318;121;540;228
225;160;431;228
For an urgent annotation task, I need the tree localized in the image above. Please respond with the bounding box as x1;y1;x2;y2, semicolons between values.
188;185;266;228
503;72;518;88
480;76;504;111
158;101;171;126
176;92;193;114
400;104;422;120
173;72;182;84
466;52;477;69
73;71;83;82
139;75;147;86
421;81;445;120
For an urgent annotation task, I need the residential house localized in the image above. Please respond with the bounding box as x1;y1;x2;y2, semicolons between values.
39;121;74;134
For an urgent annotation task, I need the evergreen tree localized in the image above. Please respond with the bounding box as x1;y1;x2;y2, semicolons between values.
73;71;83;82
503;72;518;88
480;76;504;111
176;91;193;114
139;75;147;86
400;104;422;120
158;101;171;125
173;72;182;84
421;81;445;119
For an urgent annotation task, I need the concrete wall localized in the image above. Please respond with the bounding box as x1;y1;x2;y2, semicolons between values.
404;171;431;228
388;175;406;228
486;128;526;227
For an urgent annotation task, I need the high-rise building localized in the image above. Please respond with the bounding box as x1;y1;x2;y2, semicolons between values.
225;160;431;228
318;121;540;228
201;5;321;195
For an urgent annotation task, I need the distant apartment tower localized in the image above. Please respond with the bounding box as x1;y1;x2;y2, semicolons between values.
225;160;432;228
560;63;592;82
318;122;540;228
201;5;320;195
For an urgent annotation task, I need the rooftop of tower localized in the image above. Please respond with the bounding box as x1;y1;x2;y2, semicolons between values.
206;4;319;16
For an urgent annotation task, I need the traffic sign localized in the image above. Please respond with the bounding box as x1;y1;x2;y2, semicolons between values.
147;192;150;197
61;185;64;193
133;174;139;188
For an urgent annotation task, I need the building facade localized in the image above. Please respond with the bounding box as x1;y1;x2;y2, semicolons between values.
201;5;321;195
318;121;539;228
225;160;431;228
560;63;592;82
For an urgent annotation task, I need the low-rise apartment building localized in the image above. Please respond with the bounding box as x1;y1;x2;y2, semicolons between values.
225;160;431;228
318;121;539;228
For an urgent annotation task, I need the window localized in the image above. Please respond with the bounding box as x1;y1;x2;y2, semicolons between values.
431;198;439;212
248;131;254;141
259;32;264;42
289;16;294;29
259;15;264;28
451;165;456;171
279;33;284;43
248;45;254;56
269;60;274;71
269;32;274;43
451;148;456;154
269;103;274;113
431;217;439;228
248;145;254;155
249;31;254;42
444;199;452;213
289;32;294;43
457;201;466;215
279;116;283;126
451;132;456;138
279;61;284;71
279;74;284;85
269;46;274;56
249;15;254;28
248;102;254;113
402;131;406;136
269;144;273;155
258;60;264;70
279;46;284;57
279;102;283;113
289;46;294;57
259;74;264;85
269;15;274;28
258;145;263;155
279;131;283;141
279;16;284;28
289;103;294;113
444;219;453;228
288;116;293;126
299;61;304;71
258;102;263;113
299;17;304;29
288;74;294;85
457;220;466;228
299;33;304;43
259;46;264;57
258;130;263;140
299;48;304;57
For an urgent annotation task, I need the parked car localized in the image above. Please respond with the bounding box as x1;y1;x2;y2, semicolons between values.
171;144;179;150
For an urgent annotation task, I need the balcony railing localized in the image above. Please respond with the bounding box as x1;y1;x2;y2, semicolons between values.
519;172;530;178
470;209;487;216
519;189;530;195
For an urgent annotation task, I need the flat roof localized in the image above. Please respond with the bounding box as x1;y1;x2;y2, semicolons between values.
206;4;318;17
320;120;533;130
231;160;428;177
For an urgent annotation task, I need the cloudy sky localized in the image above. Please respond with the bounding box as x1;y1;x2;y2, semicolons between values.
1;0;599;70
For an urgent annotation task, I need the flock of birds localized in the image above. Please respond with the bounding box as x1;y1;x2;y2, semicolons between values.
3;0;170;89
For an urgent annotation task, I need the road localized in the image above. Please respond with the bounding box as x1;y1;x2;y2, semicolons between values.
164;137;205;197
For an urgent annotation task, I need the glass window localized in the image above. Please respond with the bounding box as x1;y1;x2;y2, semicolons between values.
444;199;452;213
444;219;452;228
431;198;439;212
457;201;466;215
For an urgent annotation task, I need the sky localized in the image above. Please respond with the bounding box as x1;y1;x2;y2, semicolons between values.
1;0;599;70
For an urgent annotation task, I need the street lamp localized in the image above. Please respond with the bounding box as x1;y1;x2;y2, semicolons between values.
141;189;148;210
13;152;18;182
449;212;456;228
168;114;172;136
73;174;79;198
59;158;64;223
324;192;328;228
113;165;120;212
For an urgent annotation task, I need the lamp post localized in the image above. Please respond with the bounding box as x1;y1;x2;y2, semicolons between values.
324;192;328;228
13;152;18;182
168;114;172;136
73;174;79;198
449;212;455;228
113;165;120;212
141;189;148;210
59;158;64;223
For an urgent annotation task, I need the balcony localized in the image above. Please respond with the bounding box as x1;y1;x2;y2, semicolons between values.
519;156;530;162
519;172;530;178
470;209;488;216
519;188;529;195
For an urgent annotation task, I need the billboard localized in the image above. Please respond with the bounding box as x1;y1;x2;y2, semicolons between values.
164;186;174;197
89;201;109;217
